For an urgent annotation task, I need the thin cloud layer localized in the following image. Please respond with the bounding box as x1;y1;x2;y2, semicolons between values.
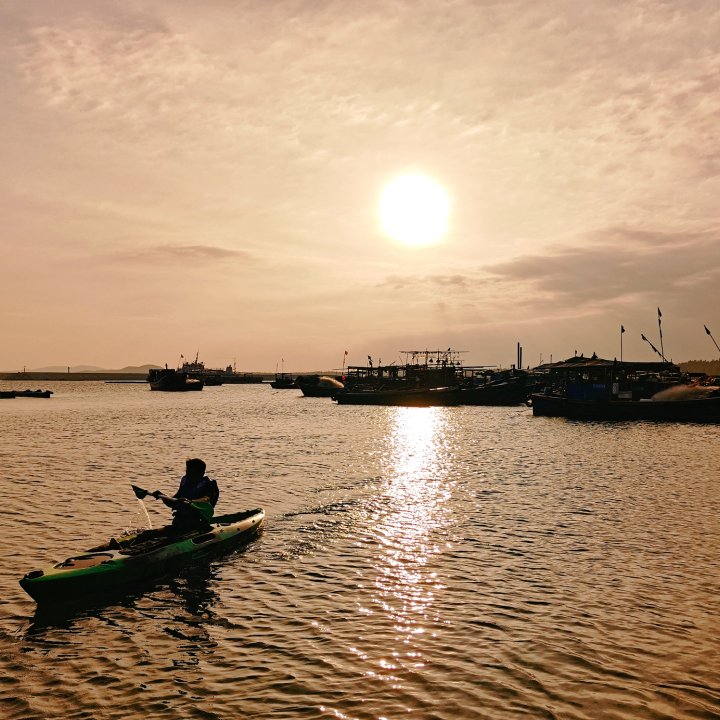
1;1;719;367
113;244;252;263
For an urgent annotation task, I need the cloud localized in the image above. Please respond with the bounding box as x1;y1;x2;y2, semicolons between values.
379;273;476;291
112;244;252;263
485;226;720;311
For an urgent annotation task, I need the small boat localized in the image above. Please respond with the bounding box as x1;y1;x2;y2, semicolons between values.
147;368;203;392
19;508;265;605
296;374;345;397
270;372;297;389
0;389;53;399
15;389;53;398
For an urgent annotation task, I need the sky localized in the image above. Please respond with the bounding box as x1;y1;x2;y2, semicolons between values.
1;0;719;371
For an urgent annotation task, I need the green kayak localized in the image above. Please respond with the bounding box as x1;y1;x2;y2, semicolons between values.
20;508;265;605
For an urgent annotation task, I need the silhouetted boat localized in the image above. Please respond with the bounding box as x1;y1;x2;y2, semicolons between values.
530;356;720;422
335;349;533;406
221;365;264;384
147;368;203;392
458;368;534;406
335;385;460;407
270;372;297;389
0;389;53;399
180;355;224;385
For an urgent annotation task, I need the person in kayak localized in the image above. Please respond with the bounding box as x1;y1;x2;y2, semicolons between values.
153;458;220;533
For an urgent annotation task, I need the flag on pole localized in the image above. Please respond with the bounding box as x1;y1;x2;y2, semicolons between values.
657;307;662;318
621;325;625;334
344;350;348;355
705;325;711;335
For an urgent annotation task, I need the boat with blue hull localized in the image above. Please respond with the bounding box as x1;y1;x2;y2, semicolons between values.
530;356;720;423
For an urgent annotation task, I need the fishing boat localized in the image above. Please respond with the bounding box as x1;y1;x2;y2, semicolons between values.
342;349;463;393
458;368;534;406
221;365;264;384
147;368;203;392
19;508;265;605
270;373;296;389
530;356;720;422
335;385;460;406
180;355;224;385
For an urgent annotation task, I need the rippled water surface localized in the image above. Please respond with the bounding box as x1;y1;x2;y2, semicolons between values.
0;381;718;719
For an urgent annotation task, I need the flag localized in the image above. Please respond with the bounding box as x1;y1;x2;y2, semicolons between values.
657;307;662;318
344;350;348;355
705;325;711;335
621;325;625;334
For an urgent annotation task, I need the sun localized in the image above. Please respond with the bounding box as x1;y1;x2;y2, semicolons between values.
380;174;450;247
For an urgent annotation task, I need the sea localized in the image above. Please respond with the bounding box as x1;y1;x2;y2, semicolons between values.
0;381;718;720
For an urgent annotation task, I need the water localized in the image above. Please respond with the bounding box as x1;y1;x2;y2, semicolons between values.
0;381;718;719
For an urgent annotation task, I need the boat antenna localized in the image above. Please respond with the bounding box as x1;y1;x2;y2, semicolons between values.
705;325;720;354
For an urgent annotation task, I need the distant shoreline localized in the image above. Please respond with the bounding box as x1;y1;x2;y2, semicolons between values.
0;371;289;382
0;372;150;381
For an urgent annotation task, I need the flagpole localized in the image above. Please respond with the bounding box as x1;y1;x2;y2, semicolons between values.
657;307;664;360
620;325;625;361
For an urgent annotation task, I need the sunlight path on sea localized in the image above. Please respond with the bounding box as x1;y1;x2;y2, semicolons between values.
0;383;718;719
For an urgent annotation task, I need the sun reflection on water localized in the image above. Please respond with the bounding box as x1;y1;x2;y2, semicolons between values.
369;407;453;671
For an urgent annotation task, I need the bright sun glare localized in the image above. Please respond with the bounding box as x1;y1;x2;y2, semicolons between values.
380;174;450;247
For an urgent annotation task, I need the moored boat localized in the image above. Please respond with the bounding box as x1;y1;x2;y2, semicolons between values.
180;355;224;385
459;368;533;406
0;389;53;398
530;356;720;422
221;365;264;384
147;368;203;392
19;508;265;605
335;385;460;407
270;372;297;389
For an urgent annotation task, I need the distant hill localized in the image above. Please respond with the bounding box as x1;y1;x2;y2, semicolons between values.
678;359;720;375
30;364;162;373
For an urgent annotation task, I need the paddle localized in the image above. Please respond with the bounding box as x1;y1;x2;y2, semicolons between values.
131;484;188;508
131;484;214;521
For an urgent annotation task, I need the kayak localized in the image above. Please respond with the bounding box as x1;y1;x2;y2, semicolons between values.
20;508;264;605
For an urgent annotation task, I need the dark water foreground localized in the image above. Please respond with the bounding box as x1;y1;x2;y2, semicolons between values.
0;382;718;719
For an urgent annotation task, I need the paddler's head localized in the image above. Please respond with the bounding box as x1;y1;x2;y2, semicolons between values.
186;457;206;481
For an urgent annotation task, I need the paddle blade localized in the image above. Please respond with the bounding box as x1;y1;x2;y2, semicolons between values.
131;484;149;500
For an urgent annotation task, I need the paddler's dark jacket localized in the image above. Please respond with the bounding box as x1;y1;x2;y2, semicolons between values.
172;475;220;530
